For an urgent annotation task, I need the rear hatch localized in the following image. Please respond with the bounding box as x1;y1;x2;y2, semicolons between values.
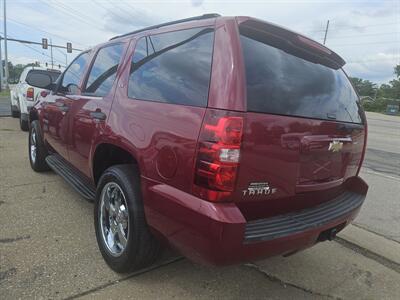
234;19;366;220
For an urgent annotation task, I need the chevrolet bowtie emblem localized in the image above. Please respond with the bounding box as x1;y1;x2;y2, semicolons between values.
328;140;344;152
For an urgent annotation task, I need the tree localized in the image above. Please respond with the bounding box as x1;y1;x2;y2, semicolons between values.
2;60;40;83
381;64;400;99
394;65;400;78
349;77;377;97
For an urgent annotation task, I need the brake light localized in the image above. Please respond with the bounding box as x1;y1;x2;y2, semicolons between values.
26;87;34;100
193;110;244;202
297;35;332;55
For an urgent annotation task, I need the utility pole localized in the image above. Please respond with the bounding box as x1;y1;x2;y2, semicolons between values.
50;38;54;69
3;0;9;88
323;20;330;45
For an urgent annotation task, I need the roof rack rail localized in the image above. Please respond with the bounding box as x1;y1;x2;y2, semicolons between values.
110;13;221;40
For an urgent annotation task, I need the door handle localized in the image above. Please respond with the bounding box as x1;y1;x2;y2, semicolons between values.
90;111;106;121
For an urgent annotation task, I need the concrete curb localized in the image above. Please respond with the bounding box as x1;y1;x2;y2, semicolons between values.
338;224;400;265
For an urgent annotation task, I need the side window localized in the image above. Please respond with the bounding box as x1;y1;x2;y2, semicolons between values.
84;44;124;97
128;27;215;107
61;52;90;94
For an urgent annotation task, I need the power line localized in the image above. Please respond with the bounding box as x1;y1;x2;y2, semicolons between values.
327;32;400;39
0;27;78;67
92;0;133;24
305;21;400;34
4;17;88;48
1;35;82;51
52;0;103;30
37;0;104;31
111;1;137;20
332;21;400;29
346;57;400;64
123;0;139;13
7;35;66;67
329;41;400;47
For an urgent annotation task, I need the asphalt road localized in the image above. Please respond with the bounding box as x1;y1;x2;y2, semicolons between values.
0;96;11;117
356;112;400;242
364;112;400;177
1;112;399;299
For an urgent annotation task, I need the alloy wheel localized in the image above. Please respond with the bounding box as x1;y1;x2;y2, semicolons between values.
30;128;37;164
99;182;130;257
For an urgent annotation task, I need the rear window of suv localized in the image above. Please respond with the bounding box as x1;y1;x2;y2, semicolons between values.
240;28;363;124
27;70;61;83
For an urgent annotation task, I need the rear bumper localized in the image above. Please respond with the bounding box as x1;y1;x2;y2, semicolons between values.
143;176;368;266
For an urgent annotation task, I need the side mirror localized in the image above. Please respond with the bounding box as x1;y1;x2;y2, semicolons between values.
26;72;54;90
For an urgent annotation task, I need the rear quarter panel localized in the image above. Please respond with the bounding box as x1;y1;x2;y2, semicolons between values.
105;36;207;194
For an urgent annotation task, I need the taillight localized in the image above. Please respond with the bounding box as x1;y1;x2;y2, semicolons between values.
26;87;34;100
297;35;332;55
193;109;244;202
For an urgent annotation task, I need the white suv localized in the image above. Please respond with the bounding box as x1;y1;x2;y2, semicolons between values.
11;67;61;131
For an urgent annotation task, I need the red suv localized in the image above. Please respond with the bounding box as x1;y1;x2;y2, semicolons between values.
26;14;368;273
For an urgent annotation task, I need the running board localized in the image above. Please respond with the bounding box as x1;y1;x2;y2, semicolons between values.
46;154;96;201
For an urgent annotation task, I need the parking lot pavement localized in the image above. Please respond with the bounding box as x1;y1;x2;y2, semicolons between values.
1;116;400;299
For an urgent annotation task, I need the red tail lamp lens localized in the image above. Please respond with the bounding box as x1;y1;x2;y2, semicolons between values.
204;117;243;145
26;87;34;100
193;110;244;202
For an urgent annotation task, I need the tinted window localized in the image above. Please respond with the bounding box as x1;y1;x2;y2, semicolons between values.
128;27;214;107
84;44;124;97
48;71;61;82
61;52;90;94
240;32;363;124
27;70;61;83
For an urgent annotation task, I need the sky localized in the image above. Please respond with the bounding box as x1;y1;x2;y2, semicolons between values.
1;0;399;84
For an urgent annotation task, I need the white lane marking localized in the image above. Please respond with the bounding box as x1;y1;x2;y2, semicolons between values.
361;168;400;181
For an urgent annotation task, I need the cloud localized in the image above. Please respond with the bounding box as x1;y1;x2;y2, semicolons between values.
102;7;164;35
191;0;204;7
8;55;39;66
352;6;397;18
6;0;399;84
344;52;399;84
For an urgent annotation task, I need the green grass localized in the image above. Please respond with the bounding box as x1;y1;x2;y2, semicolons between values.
0;89;10;97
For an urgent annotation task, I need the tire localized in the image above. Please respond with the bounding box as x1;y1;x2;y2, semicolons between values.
20;114;29;131
94;164;161;273
11;105;19;118
29;120;50;172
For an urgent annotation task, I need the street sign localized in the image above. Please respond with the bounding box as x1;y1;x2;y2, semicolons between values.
67;42;72;53
42;38;48;49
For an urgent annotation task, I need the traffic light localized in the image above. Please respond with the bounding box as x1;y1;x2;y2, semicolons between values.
42;38;48;49
67;42;72;53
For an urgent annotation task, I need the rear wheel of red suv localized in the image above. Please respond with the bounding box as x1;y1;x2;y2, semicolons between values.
94;164;161;273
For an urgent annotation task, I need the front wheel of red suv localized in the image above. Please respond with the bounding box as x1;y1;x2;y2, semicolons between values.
29;120;50;172
94;164;161;273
